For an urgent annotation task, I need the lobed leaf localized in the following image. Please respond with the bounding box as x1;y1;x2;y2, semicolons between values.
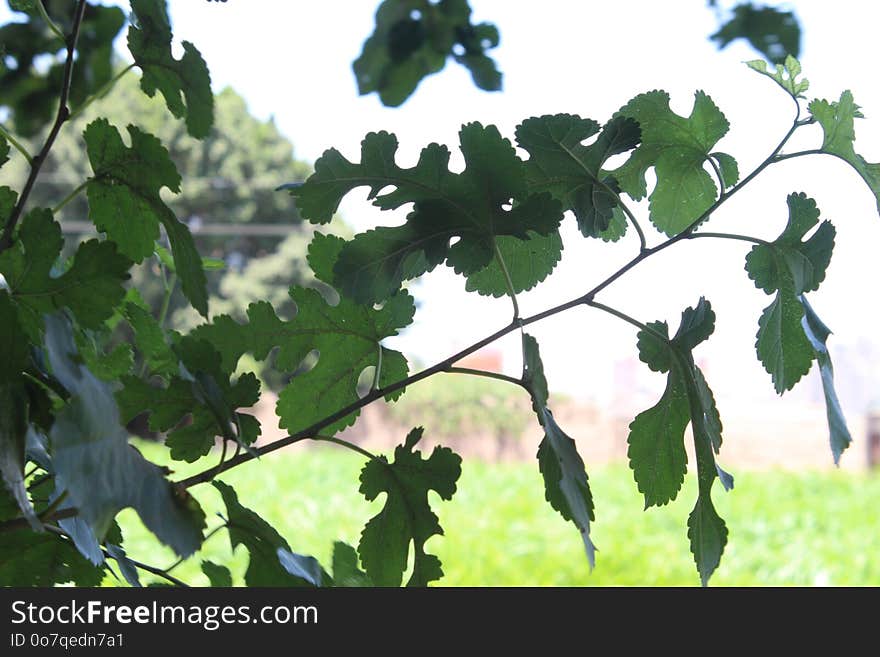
809;90;880;214
128;0;214;138
0;208;130;338
83;118;207;316
746;55;808;96
358;427;462;586
612;91;732;235
286;124;563;304
515;114;640;238
190;287;414;436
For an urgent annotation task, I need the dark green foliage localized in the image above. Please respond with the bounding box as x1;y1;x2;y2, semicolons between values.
128;0;213;138
711;3;800;64
522;334;596;565
286;124;563;304
0;1;126;136
45;315;206;556
213;480;320;586
358;428;462;586
354;0;501;107
83;118;207;316
190;287;413;435
0;208;131;337
516;114;640;238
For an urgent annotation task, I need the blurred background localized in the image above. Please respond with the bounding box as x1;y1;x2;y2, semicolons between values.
2;1;879;585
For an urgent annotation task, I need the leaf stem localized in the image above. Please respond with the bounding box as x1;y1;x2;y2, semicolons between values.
493;239;520;320
584;299;651;333
35;0;66;41
0;124;34;166
157;272;177;330
175;101;807;490
0;0;89;254
616;197;647;251
370;343;383;392
68;64;137;122
707;155;726;196
445;366;527;388
51;180;90;214
686;232;769;246
772;148;824;163
312;434;377;461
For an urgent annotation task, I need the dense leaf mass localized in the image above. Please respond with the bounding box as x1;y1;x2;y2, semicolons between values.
189;287;414;435
287;124;563;303
84;118;207;315
0;208;130;338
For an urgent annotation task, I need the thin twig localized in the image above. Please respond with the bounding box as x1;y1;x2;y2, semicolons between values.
0;0;89;253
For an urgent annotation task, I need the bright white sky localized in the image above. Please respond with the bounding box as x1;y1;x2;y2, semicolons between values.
5;2;880;421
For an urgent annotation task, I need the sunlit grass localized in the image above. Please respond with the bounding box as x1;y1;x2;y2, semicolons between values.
114;440;880;587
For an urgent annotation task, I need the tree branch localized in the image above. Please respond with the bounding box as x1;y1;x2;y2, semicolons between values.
0;0;89;253
175;106;805;490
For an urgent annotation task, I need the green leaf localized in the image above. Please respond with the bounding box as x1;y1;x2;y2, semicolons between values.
105;544;142;587
277;548;327;587
201;560;232;587
286;125;563;303
191;287;413;436
713;6;800;64
711;152;740;189
122;301;177;376
465;231;563;297
75;332;134;381
307;232;346;287
0;209;131;337
0;297;30;530
522;334;596;565
83;118;207;316
627;370;690;507
44;315;206;556
799;296;852;464
213;480;317;587
746;55;809;97
515;114;640;238
613;91;730;235
809;90;880;214
755;293;814;393
536;410;596;567
0;380;39;530
128;0;214;138
0;135;8;168
0;529;105;586
331;541;372;587
687;495;728;587
353;0;501;107
630;298;721;508
117;338;261;463
746;193;831;393
358;427;462;586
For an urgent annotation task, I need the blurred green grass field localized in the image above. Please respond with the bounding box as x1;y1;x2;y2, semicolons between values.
114;440;880;587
